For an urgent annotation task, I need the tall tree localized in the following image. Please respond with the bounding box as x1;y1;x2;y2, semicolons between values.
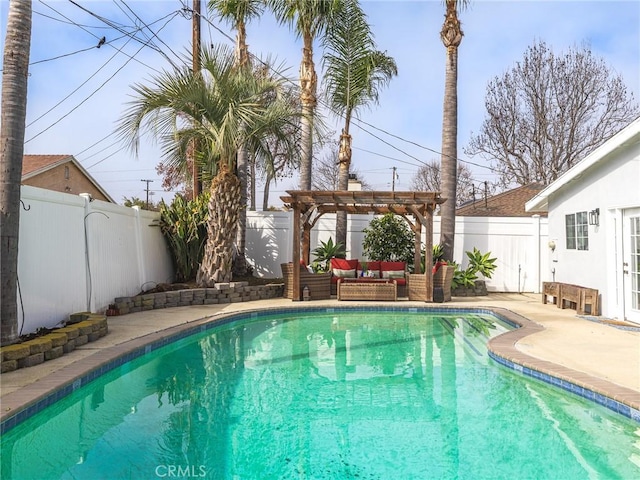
411;159;475;207
208;0;265;276
1;0;32;346
268;0;341;190
118;44;299;285
439;0;469;262
322;0;397;248
466;40;639;187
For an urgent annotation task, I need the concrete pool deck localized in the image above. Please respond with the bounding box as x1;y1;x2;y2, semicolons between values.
1;292;639;421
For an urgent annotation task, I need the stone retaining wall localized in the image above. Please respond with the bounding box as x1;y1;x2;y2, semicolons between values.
0;283;284;373
452;280;488;297
1;314;108;373
110;282;284;315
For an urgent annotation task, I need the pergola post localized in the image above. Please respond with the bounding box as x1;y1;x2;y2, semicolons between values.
424;204;434;301
302;224;311;265
292;203;301;301
413;218;423;274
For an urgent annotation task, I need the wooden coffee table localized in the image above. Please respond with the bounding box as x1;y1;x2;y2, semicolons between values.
337;278;397;301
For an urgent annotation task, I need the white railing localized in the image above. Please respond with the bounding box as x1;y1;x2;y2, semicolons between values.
16;186;548;334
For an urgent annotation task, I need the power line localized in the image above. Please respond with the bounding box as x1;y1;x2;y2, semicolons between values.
353;146;423;168
69;0;182;69
75;132;120;157
33;9;112;28
354;117;494;172
30;44;97;65
26;34;135;128
26;11;181;143
84;146;128;170
37;1;169;74
117;0;182;64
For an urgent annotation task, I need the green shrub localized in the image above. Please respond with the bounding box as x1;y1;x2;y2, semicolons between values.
159;193;209;282
362;214;414;265
451;248;498;289
466;247;497;279
452;263;478;288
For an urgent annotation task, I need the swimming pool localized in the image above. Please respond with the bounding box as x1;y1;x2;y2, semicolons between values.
1;308;639;479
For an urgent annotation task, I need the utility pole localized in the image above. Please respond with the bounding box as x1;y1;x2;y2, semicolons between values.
191;0;201;198
141;179;154;209
391;166;398;192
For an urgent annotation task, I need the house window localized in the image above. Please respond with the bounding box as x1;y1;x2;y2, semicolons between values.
64;166;70;180
565;212;589;250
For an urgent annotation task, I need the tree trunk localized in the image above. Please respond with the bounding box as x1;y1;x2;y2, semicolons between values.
197;164;241;286
1;0;32;346
233;20;251;276
298;32;317;190
439;2;463;262
249;151;256;211
234;144;251;276
262;171;272;211
335;129;352;249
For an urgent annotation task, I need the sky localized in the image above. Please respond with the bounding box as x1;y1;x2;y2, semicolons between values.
2;0;639;207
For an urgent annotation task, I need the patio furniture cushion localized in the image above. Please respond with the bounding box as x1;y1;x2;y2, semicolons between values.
380;261;407;286
330;258;358;283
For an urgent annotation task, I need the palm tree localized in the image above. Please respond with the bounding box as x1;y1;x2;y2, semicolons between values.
208;0;264;276
439;0;469;261
322;0;397;247
1;0;32;346
268;0;342;190
119;44;299;285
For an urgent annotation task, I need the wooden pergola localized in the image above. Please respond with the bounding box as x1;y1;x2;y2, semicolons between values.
280;190;446;301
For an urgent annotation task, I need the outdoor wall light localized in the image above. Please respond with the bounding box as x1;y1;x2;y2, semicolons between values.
588;208;600;226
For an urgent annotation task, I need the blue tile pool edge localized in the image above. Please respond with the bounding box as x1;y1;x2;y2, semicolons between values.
1;304;637;433
487;351;640;423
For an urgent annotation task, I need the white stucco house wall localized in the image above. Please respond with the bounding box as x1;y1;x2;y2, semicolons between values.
526;117;640;323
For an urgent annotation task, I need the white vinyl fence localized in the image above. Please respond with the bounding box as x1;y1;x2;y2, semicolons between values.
16;186;173;335
244;211;549;294
16;186;547;335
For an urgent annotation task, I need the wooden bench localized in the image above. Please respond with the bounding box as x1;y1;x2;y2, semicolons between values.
542;282;599;315
542;281;560;306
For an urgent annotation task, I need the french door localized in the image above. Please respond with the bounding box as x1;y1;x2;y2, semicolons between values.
623;208;640;323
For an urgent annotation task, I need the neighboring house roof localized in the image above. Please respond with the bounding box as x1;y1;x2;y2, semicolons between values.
22;154;115;203
455;183;546;217
526;117;640;212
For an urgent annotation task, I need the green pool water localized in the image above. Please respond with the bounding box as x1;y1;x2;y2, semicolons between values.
1;310;639;479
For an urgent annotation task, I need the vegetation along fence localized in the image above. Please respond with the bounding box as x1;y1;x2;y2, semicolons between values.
17;186;548;335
